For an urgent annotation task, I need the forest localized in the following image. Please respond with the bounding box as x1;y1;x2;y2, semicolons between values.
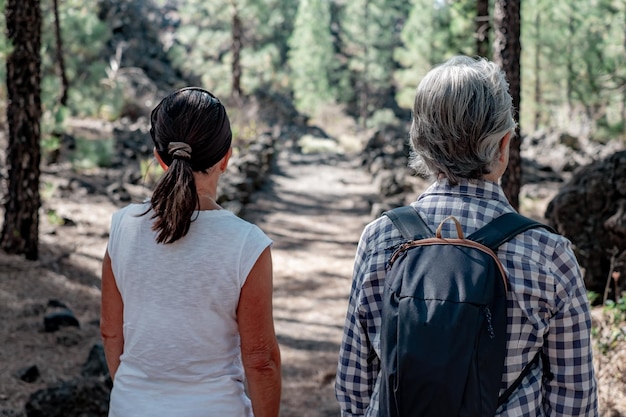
2;0;625;138
1;0;625;256
0;0;626;416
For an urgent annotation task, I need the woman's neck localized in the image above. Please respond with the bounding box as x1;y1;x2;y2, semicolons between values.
197;193;222;211
194;170;221;210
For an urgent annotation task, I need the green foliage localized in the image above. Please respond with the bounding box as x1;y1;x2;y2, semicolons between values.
71;137;115;170
0;0;624;145
593;296;626;355
41;181;57;201
231;119;268;146
0;0;118;124
339;0;409;121
521;0;626;135
169;0;297;97
23;0;121;163
41;104;68;143
41;135;61;156
587;290;600;306
45;209;65;226
139;157;163;188
297;134;342;154
288;0;336;115
395;0;476;109
40;1;112;116
366;108;400;130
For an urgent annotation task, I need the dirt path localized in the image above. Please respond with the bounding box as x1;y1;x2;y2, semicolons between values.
242;148;378;417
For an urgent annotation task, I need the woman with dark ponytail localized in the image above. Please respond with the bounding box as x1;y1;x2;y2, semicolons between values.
100;87;281;417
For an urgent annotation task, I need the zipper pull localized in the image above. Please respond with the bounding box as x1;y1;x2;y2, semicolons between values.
485;307;495;339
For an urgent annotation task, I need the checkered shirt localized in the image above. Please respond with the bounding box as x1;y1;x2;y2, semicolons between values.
335;179;598;417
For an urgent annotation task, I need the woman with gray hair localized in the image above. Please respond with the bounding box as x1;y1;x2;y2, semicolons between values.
410;55;516;185
336;56;598;417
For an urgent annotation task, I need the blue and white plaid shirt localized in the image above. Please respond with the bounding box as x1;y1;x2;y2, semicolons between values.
335;179;598;417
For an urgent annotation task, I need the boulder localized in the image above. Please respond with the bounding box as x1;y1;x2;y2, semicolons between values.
82;343;110;379
43;300;80;332
545;150;626;300
24;377;110;417
15;365;40;383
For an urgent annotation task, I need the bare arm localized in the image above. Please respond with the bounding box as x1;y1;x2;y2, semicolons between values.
238;247;281;417
100;250;124;381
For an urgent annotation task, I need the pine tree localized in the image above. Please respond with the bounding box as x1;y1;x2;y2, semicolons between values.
522;0;626;134
172;0;298;98
395;0;475;108
340;0;408;124
287;0;335;115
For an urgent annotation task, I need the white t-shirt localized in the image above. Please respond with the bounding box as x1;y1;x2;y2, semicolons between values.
106;203;272;417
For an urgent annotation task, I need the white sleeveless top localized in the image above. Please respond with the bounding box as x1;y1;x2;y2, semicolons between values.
106;203;272;417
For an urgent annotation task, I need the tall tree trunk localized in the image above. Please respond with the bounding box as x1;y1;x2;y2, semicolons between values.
53;0;68;106
533;12;541;131
493;0;521;210
1;0;43;260
230;1;242;102
360;0;370;127
566;12;574;115
622;8;626;133
476;0;490;58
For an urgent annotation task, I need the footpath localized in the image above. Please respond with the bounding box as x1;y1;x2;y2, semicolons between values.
242;146;378;417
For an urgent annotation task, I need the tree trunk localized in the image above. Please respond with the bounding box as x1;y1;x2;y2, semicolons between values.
1;0;43;260
533;12;541;131
493;0;521;210
360;0;370;127
622;9;626;133
230;1;242;102
53;0;69;106
476;0;490;58
566;12;574;115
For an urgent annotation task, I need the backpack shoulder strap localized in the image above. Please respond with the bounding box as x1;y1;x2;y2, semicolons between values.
467;212;556;251
470;213;556;407
383;206;435;241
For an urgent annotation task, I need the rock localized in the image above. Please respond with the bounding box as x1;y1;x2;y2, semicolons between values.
370;197;405;218
545;150;626;300
558;132;581;151
56;327;83;347
374;170;404;197
106;182;132;202
82;343;109;378
522;130;624;177
521;158;563;184
15;365;39;383
0;409;22;416
18;303;46;318
44;300;80;332
24;377;110;417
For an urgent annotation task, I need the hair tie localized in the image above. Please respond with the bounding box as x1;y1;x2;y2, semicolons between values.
168;142;192;161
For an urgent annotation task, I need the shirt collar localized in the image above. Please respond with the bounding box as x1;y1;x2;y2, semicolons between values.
418;178;511;205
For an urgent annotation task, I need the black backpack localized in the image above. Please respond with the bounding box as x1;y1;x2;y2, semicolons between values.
379;206;553;417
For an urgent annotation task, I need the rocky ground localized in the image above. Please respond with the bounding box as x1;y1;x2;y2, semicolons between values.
0;129;625;416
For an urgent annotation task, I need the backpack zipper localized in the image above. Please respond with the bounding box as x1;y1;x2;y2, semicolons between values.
484;306;495;339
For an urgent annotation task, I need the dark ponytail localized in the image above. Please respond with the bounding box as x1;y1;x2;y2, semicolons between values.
149;143;198;243
143;88;232;244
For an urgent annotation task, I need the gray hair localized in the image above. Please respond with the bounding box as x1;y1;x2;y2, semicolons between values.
408;55;516;185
